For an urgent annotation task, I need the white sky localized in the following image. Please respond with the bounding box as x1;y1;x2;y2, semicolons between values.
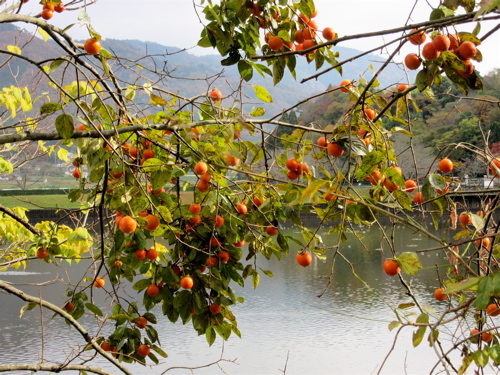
18;0;500;75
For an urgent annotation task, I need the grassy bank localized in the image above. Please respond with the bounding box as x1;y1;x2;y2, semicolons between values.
0;191;195;210
0;194;81;209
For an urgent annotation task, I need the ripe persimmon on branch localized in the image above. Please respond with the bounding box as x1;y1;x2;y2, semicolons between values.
1;0;500;373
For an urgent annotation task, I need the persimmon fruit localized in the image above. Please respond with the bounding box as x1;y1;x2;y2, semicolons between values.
490;157;500;177
145;215;160;231
339;79;352;93
413;192;425;205
146;248;158;260
119;216;137;234
64;302;74;313
459;212;472;226
147;284;160;296
94;277;105;288
296;251;312;267
432;34;451;52
317;136;328;148
36;247;49;259
54;3;65;12
194;161;208;175
217;250;230;263
84;38;101;55
405;179;417;193
487;303;500;316
398;84;409;92
286;158;300;171
210;303;222;314
422;42;440;60
197;180;210;192
180;275;194;289
438;158;453;173
236;203;248;215
363;108;376;121
408;29;426;45
135;249;147;260
101;342;112;352
268;36;283;51
383;259;400;276
327;143;344;157
266;226;278;236
404;53;421;70
137;344;150;357
206;256;219;268
322;27;336;41
41;9;53;20
434;288;447;301
189;204;201;215
458;41;477;59
214;215;224;228
209;89;222;101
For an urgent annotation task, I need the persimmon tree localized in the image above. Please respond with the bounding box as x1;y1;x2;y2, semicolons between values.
1;0;500;374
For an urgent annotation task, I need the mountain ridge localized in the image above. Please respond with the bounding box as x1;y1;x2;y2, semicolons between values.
0;23;412;117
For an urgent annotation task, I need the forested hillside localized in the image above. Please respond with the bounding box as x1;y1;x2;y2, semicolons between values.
0;24;410;117
289;69;500;177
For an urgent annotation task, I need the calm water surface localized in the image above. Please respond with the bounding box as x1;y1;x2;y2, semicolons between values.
0;221;473;374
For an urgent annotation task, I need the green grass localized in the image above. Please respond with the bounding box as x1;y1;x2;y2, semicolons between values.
0;195;81;209
0;191;195;210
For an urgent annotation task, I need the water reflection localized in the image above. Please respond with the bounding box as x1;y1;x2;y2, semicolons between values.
0;221;470;374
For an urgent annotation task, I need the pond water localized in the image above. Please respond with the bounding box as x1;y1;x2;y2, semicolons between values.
0;219;476;374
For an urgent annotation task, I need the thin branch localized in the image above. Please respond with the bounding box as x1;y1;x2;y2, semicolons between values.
0;280;132;375
0;203;41;236
0;364;114;375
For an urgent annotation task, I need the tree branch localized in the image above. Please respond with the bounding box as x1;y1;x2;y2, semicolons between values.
0;204;41;236
0;364;113;375
0;280;132;375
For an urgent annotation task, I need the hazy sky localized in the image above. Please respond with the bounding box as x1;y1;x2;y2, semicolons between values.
18;0;500;76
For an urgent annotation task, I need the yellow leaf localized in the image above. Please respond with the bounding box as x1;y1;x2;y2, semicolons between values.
7;45;21;54
37;27;50;42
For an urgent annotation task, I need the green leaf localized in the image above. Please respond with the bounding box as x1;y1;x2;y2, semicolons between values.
427;329;439;346
260;269;274;277
253;85;273;103
40;103;62;114
125;85;136;101
273;57;285;86
355;151;385;181
150;94;168;106
393;190;413;211
55;114;74;139
206;326;216;346
412;313;429;347
397;252;422;275
443;277;480;294
430;8;445;20
151;345;168;358
238;60;253;81
252;271;260;289
472;348;489;367
388;321;401;331
50;59;65;72
85;303;103;316
489;346;500;365
476;276;494;309
300;180;327;201
250;107;266;117
133;278;151;291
